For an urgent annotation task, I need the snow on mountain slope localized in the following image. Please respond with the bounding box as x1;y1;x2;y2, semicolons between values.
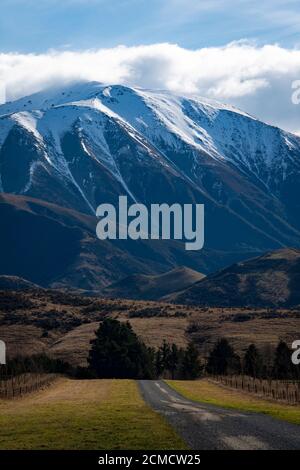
1;81;298;161
97;85;300;187
0;81;300;269
2;81;299;192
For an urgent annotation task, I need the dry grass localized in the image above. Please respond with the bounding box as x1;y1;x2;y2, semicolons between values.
186;307;300;357
1;289;299;366
0;378;185;450
49;322;99;366
122;317;189;349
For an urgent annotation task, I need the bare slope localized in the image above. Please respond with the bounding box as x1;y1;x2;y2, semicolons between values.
172;248;300;307
102;266;205;300
0;287;299;366
0;193;218;289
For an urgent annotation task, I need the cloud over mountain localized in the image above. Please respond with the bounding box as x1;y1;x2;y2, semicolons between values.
1;41;300;132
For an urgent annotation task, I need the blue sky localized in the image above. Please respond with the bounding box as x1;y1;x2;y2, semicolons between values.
1;0;300;133
1;0;300;52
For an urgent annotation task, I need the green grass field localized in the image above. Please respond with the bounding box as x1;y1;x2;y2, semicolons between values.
167;379;300;425
0;379;185;450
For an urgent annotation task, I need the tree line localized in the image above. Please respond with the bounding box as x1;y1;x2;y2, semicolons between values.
88;321;299;380
0;354;72;380
1;320;298;381
88;319;202;379
0;319;202;380
206;338;300;380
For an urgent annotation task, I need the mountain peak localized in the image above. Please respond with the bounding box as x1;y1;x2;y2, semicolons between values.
1;81;300;286
2;81;298;170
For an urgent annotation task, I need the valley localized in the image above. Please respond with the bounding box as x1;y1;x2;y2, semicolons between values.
0;287;299;367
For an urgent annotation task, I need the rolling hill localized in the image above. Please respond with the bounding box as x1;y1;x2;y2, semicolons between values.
0;275;41;291
102;266;205;300
0;287;299;366
172;248;300;307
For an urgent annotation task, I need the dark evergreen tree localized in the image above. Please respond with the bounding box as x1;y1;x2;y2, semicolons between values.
146;346;157;378
88;319;154;379
260;344;274;379
243;344;262;378
273;341;294;379
206;338;240;375
179;342;202;379
155;349;164;377
169;343;180;379
160;340;172;373
1;354;72;378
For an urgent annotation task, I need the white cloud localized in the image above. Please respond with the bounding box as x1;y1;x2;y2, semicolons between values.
1;42;300;132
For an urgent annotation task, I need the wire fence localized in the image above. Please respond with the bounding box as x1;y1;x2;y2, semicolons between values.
0;373;58;399
212;375;300;404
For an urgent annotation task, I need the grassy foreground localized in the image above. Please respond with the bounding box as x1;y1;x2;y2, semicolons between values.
0;378;185;450
167;379;300;425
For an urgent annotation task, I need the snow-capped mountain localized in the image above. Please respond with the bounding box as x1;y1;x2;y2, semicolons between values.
0;81;300;287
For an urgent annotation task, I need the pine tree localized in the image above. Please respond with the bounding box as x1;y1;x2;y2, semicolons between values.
243;344;262;378
179;342;202;379
273;341;293;379
155;349;164;378
169;343;180;379
206;338;240;375
160;340;172;373
88;319;154;379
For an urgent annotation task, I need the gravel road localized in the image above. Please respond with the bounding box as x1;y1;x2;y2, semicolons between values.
138;380;300;450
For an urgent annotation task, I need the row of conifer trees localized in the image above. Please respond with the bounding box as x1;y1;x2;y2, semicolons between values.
206;338;299;379
1;319;298;380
